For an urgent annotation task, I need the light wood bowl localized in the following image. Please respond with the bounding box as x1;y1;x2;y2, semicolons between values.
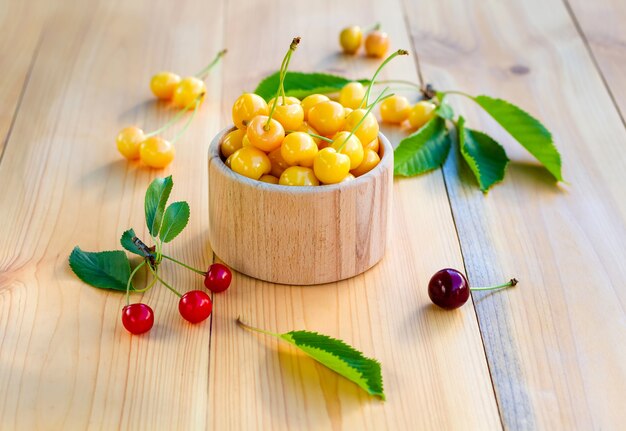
208;127;393;285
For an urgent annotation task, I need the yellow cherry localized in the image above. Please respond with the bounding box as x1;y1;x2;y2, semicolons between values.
331;131;364;169
172;76;206;108
380;95;411;124
150;71;181;100
341;173;356;182
246;115;285;152
301;94;330;120
408;101;436;130
364;137;380;153
221;129;246;158
313;147;351;184
268;147;291;177
344;108;379;145
339;26;363;55
268;97;304;131
232;93;269;129
281;132;318;167
365;30;390;58
259;174;279;184
230;146;271;180
279;166;320;186
308;101;346;136
339;82;366;109
116;126;146;160
351;148;381;177
296;122;323;147
242;135;252;147
140;136;175;168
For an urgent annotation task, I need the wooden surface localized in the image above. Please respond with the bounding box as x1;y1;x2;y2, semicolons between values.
0;0;624;429
208;128;393;285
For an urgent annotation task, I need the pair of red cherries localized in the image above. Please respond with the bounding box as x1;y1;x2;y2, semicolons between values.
122;263;231;334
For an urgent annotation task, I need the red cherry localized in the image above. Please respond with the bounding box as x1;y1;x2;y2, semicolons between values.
121;303;154;334
428;268;469;310
204;263;232;293
179;290;213;323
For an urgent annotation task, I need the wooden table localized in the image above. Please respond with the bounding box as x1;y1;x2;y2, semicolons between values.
1;0;625;429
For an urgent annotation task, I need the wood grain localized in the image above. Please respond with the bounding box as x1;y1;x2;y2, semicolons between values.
402;0;626;428
565;0;626;122
0;0;224;428
0;0;52;151
208;128;393;285
207;0;501;429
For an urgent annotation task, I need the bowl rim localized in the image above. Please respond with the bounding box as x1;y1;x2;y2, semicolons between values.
208;126;394;194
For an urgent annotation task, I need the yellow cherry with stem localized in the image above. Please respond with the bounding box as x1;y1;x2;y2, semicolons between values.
117;126;146;160
248;37;301;152
281;131;318;167
171;49;227;108
331;131;363;170
334;88;392;169
140;98;202;168
339;82;366;109
150;72;181;100
268;96;304;131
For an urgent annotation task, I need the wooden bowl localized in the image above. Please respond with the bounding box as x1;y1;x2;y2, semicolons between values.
208;127;393;285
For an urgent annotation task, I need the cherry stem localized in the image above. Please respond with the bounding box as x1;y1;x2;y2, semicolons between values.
162;254;206;276
125;260;146;306
360;49;409;108
338;87;391;152
470;278;519;291
373;79;422;91
134;267;159;293
195;49;228;80
144;100;198;139
266;37;301;130
148;264;182;298
286;129;333;143
236;317;281;338
171;99;201;145
365;22;381;33
365;92;394;110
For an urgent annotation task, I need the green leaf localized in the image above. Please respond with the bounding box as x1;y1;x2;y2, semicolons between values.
458;116;509;192
435;102;454;120
282;331;385;400
238;320;385;400
254;71;367;101
472;95;562;181
145;176;173;237
69;247;133;291
394;116;452;176
120;229;143;256
159;201;190;243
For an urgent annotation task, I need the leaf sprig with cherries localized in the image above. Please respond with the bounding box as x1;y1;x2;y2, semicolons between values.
254;72;563;191
69;176;232;334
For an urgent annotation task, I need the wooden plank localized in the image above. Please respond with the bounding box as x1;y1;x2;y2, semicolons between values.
0;0;53;151
207;0;501;429
0;0;224;428
402;0;626;428
565;0;626;122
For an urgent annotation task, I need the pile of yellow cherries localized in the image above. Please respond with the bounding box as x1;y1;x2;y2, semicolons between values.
222;39;428;186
